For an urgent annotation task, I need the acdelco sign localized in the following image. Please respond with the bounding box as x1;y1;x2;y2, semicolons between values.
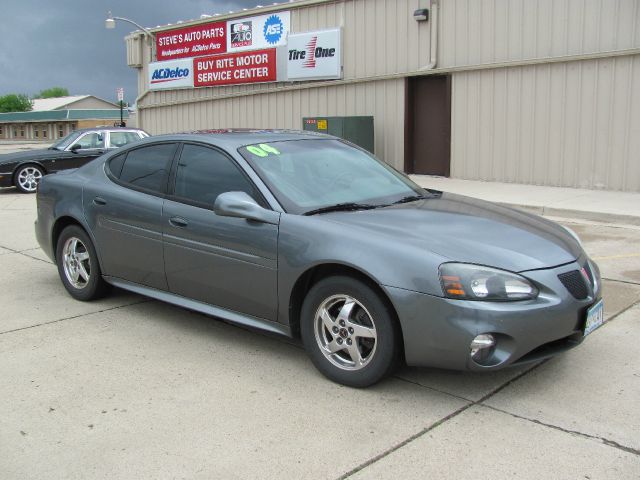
148;59;194;90
151;67;190;82
287;28;342;81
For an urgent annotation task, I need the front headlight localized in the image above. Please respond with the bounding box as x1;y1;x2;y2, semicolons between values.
439;263;538;301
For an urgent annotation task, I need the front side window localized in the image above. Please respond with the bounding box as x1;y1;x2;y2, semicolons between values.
75;132;104;149
173;144;257;207
118;143;177;194
50;131;81;151
110;131;143;148
239;139;422;214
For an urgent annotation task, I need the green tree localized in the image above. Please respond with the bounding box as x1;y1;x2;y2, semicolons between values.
34;87;69;99
0;94;32;113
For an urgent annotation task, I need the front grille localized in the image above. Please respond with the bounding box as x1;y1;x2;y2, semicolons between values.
558;270;589;300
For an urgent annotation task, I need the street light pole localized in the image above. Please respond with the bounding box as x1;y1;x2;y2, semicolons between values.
105;11;153;38
105;11;155;60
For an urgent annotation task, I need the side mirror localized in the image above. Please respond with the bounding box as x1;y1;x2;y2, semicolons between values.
213;191;279;225
70;144;82;152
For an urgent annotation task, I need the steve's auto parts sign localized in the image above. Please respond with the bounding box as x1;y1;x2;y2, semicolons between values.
154;11;290;61
156;22;226;61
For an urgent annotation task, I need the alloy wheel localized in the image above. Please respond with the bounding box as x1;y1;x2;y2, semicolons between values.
62;237;91;289
313;294;378;371
17;166;43;192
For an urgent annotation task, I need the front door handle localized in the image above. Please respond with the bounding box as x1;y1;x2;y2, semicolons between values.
169;216;188;228
93;197;107;206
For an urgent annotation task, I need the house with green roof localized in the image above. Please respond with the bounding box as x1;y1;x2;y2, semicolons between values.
0;95;129;141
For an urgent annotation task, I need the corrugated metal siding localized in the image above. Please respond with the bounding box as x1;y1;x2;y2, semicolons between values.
140;77;406;169
138;0;430;109
439;0;640;67
451;54;640;191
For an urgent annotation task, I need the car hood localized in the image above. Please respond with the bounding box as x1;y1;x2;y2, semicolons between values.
318;192;582;272
0;148;60;165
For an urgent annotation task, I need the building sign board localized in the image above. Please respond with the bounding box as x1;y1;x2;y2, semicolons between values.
156;21;226;60
227;12;290;52
287;29;342;81
154;11;290;61
193;49;277;87
148;58;194;90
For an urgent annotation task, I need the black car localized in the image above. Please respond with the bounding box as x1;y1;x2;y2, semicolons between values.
0;127;149;193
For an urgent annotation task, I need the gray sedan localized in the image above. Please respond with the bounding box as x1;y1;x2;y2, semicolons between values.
35;130;603;387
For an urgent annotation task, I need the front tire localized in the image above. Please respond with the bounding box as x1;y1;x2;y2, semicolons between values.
14;164;44;193
301;276;400;387
56;226;109;301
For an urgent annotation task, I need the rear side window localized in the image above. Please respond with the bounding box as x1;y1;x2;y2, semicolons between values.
108;153;126;178
110;131;143;148
118;143;177;194
173;144;257;206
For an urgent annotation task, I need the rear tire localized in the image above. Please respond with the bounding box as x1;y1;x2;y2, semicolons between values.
56;225;109;301
14;164;44;193
301;275;400;387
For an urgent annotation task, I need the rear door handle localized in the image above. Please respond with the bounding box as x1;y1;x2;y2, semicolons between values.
93;197;107;206
169;216;188;228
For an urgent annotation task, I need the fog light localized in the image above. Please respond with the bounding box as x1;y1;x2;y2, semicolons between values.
470;334;496;362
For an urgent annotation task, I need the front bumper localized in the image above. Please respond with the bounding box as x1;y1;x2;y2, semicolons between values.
385;257;602;371
0;171;14;188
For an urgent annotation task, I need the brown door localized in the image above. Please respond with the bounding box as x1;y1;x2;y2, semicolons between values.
405;75;452;176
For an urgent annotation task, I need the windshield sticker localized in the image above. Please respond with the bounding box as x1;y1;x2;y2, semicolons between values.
259;143;281;155
246;145;269;157
246;144;281;157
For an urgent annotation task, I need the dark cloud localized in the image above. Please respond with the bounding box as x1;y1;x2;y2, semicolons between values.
0;0;259;104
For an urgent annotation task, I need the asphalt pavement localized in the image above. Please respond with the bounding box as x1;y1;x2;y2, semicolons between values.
0;177;639;478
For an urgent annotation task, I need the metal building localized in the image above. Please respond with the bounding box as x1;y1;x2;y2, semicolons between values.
126;0;640;192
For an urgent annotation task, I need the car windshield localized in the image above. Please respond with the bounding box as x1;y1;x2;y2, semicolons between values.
238;139;424;214
49;131;82;151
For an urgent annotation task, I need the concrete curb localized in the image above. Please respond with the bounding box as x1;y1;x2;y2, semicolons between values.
499;203;640;227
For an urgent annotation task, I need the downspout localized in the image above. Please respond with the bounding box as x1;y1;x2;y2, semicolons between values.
421;0;438;70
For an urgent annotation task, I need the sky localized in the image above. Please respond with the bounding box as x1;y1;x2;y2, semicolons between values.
0;0;259;105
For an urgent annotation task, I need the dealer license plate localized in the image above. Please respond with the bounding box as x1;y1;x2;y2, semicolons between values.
584;299;604;336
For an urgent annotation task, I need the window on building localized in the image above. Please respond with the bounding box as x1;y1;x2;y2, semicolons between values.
118;143;177;194
35;130;39;138
58;127;64;138
42;128;47;138
0;126;3;135
173;144;257;207
13;129;17;137
20;128;25;137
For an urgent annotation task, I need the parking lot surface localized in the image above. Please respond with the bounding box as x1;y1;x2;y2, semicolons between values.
1;188;639;479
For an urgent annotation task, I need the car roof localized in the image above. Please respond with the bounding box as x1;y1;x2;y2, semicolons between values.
145;129;334;149
71;127;146;134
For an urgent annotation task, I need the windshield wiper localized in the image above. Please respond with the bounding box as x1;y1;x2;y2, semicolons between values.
303;202;379;216
391;194;431;205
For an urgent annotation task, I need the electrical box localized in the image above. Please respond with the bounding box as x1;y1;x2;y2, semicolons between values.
302;116;374;154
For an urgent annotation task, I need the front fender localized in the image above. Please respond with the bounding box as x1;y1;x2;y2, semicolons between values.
276;213;448;324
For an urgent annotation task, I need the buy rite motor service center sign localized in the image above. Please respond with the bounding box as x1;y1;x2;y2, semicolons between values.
148;50;278;90
156;12;290;61
194;49;277;87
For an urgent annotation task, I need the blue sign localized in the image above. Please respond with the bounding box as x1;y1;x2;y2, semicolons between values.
263;15;283;44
